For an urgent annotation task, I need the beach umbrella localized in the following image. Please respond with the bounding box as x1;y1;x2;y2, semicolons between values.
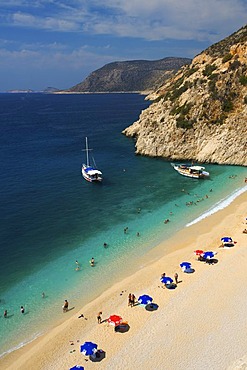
107;315;122;326
160;276;173;285
221;237;233;244
194;249;204;256
202;251;216;259
138;294;153;305
180;262;191;269
70;366;84;370
80;341;98;356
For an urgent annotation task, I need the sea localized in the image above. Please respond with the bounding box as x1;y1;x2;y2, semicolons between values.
0;92;246;357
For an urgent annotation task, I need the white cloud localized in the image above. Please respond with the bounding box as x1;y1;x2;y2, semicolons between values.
12;11;79;31
3;0;246;42
88;0;247;42
0;44;113;71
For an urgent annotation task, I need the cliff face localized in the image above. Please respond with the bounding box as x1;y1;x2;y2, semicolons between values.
123;25;247;166
67;58;191;93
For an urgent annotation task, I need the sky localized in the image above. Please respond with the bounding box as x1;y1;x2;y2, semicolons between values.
0;1;246;91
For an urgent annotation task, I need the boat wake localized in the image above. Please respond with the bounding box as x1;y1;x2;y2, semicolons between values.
186;185;247;227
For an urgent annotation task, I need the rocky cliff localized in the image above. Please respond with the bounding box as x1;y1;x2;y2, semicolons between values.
67;58;191;93
123;25;247;166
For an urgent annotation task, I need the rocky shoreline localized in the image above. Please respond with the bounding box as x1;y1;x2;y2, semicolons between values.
123;26;247;166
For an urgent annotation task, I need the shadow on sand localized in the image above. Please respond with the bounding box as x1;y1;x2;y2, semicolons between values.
145;303;159;312
205;258;218;265
115;323;130;333
165;283;177;290
89;350;106;362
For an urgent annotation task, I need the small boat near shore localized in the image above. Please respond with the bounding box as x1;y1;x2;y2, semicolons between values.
82;137;103;182
171;163;210;179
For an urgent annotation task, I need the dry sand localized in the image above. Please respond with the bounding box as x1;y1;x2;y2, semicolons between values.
1;191;247;370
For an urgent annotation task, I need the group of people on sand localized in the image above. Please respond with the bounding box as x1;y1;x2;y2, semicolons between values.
128;293;136;307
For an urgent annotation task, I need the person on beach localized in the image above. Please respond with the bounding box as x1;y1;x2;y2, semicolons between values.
131;294;136;307
4;309;7;318
161;272;166;278
20;306;25;314
90;258;95;267
97;311;102;324
63;300;69;312
174;273;179;285
128;293;132;306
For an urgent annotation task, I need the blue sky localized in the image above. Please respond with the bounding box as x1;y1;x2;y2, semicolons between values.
0;0;246;91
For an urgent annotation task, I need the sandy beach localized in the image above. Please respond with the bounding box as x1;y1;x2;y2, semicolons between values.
1;190;247;370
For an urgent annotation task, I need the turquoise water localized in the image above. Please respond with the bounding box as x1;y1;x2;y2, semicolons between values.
0;93;246;356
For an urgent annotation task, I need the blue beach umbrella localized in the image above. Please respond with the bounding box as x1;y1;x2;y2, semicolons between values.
138;294;153;305
180;262;191;269
160;276;173;285
221;237;233;243
80;341;98;356
70;366;84;370
202;251;216;259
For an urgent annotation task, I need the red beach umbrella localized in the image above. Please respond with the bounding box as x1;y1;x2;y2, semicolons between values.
194;249;204;256
107;315;123;326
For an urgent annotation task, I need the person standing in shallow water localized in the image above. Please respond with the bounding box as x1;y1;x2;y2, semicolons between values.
4;310;7;318
63;300;69;312
20;306;25;314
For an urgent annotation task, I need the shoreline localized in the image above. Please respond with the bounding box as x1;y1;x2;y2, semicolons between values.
1;188;247;369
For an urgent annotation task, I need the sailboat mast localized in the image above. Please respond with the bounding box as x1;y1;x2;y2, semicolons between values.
85;136;89;166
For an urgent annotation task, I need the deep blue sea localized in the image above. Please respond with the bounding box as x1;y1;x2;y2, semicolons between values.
0;93;246;356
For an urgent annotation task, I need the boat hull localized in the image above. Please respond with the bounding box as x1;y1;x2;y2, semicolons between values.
82;165;102;182
172;164;209;179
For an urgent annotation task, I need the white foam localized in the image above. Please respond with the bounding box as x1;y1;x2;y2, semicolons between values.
186;185;247;227
0;331;42;359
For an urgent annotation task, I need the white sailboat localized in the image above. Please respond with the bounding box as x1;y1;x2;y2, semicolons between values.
171;163;209;179
81;137;103;182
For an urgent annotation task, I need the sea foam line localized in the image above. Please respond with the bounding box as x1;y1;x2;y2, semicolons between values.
186;185;247;227
0;331;42;359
